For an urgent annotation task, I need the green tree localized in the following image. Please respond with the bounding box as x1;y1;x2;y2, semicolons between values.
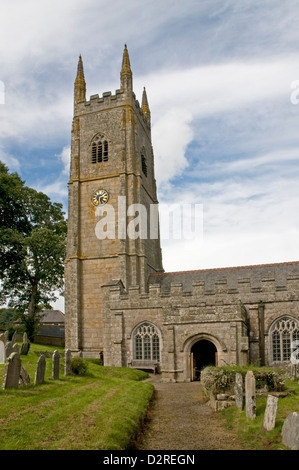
0;307;19;330
0;162;67;341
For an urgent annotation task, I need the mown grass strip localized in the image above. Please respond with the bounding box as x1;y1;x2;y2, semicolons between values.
0;343;153;450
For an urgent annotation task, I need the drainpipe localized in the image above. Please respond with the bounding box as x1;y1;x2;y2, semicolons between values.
258;301;265;366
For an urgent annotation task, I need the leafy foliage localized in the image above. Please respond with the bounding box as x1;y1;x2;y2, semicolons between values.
201;365;286;393
0;162;67;338
71;357;88;376
0;307;19;330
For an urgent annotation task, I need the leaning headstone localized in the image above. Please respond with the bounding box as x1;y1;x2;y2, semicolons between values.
20;341;30;356
52;350;60;380
19;365;30;386
0;340;5;364
245;370;256;419
2;352;21;389
64;349;72;376
11;331;18;345
263;395;278;431
281;412;299;450
34;354;46;385
235;373;243;410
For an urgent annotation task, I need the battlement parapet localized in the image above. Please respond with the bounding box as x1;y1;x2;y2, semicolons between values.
75;89;150;126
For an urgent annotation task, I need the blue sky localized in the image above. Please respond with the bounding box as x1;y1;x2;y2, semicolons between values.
1;1;299;309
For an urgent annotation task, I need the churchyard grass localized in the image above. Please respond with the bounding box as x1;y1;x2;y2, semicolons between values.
221;378;299;450
0;343;153;450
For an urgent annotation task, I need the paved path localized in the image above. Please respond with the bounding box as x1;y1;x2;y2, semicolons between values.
136;376;244;450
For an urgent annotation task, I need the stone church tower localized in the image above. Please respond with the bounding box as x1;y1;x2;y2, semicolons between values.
65;46;163;358
65;46;299;381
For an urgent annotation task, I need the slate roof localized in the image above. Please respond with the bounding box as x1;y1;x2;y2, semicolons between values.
148;261;299;293
37;310;65;324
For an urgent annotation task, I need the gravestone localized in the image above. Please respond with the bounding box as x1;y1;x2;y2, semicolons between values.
34;354;46;385
0;332;6;343
2;352;21;389
0;340;5;364
245;370;256;419
52;350;60;380
22;332;29;343
64;349;71;376
20;342;30;355
5;342;13;358
11;331;18;345
12;343;19;354
235;372;243;410
20;332;30;356
263;395;278;431
19;365;30;386
281;412;299;450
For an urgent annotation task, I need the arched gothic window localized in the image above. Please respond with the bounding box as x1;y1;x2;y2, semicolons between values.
133;322;160;362
270;316;299;363
91;136;109;164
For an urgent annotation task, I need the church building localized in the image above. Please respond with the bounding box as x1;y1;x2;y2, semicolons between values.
65;46;299;382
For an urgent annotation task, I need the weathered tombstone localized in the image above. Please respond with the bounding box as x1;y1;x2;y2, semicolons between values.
235;372;243;410
20;342;30;356
0;332;6;343
0;340;5;364
52;350;60;380
64;349;72;376
34;354;46;385
22;332;29;343
2;352;21;389
19;365;30;386
245;370;256;419
281;412;299;450
11;331;18;345
5;342;13;358
263;395;278;431
12;343;19;354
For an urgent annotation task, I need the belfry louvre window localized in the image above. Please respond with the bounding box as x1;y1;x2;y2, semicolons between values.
271;316;299;363
91;137;108;163
134;323;160;362
141;154;147;177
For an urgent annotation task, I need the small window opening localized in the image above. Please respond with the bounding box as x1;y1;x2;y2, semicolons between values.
92;144;97;164
141;155;147;177
91;137;109;164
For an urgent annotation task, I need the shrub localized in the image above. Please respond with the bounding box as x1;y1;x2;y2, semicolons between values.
201;365;286;394
71;357;88;376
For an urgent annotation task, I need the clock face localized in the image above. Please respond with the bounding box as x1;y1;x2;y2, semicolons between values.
92;189;110;206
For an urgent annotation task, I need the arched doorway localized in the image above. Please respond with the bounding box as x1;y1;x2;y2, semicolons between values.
190;339;217;381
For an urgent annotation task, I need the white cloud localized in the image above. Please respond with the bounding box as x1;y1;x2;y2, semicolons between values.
0;145;20;170
152;108;193;184
56;145;71;175
0;0;298;274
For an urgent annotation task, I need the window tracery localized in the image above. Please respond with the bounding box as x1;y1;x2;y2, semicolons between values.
133;322;160;362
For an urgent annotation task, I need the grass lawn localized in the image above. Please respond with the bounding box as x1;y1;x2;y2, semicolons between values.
220;378;299;450
0;343;153;450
